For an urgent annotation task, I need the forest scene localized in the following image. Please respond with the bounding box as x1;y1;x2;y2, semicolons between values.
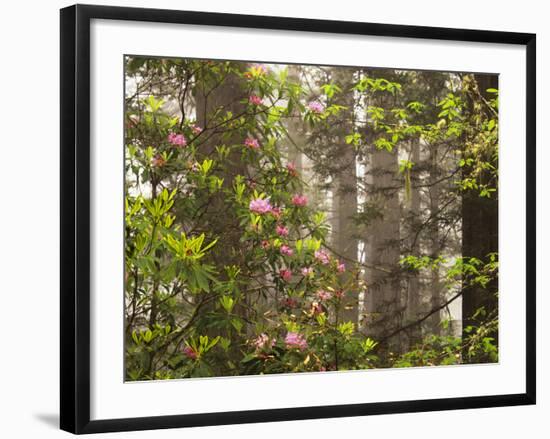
124;56;499;381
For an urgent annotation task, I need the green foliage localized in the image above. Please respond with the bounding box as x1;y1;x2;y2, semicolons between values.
124;58;370;380
124;57;499;380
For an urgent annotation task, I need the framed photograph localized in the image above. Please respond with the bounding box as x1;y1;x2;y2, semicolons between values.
60;4;536;434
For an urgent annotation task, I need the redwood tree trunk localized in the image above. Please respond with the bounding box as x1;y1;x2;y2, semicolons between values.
461;74;499;351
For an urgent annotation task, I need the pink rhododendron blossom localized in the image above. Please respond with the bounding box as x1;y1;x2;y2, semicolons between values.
183;345;197;360
270;206;283;219
310;301;324;315
191;125;203;135
151;155;166;168
276;225;289;237
291;194;308;207
337;262;346;273
279;268;292;282
307;101;324;114
167;132;187;146
280;245;293;256
252;333;275;351
314;249;330;265
248;94;264;106
286;162;298;176
249;198;272;214
285;332;308;351
316;290;332;301
282;297;298;308
261;240;271;249
244;137;260;150
301;267;314;277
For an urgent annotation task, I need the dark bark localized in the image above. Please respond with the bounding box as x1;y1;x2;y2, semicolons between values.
194;63;248;349
427;143;443;336
195;64;247;269
461;74;499;347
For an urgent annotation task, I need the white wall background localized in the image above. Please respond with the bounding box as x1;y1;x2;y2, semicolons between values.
0;0;545;437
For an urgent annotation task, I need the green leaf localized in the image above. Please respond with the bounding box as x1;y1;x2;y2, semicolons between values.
231;318;243;333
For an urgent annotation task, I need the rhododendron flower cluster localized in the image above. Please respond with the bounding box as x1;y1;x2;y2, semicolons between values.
183;345;197;360
276;225;289;236
191;125;202;135
280;245;293;256
279;269;292;282
307;100;324;114
310;301;323;315
316;290;332;301
249;198;272;214
281;297;298;308
314;249;330;265
337;262;346;273
167;132;187;146
282;297;298;308
285;332;308;351
286;162;297;176
248;94;264;106
244;137;260;149
252;333;275;351
291;194;308;206
270;206;283;219
151;155;166;168
301;267;314;277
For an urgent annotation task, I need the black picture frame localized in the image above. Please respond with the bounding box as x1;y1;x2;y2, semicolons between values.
60;4;536;434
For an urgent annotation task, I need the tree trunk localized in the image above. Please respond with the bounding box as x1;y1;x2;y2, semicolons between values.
461;74;499;349
330;68;359;325
364;146;401;353
286;65;305;173
194;63;248;348
405;138;423;347
195;64;247;267
427;143;442;336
